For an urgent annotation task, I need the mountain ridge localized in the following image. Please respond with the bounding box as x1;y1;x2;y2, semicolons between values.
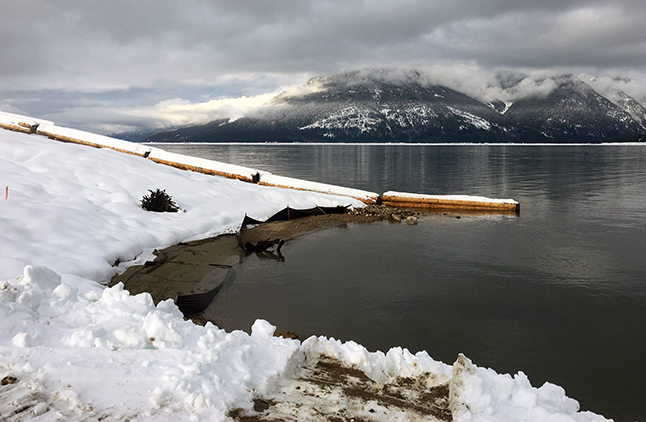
133;70;646;144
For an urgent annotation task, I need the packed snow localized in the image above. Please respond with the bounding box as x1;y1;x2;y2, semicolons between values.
0;118;611;421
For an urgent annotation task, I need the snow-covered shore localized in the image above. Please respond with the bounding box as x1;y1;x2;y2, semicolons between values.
0;118;611;421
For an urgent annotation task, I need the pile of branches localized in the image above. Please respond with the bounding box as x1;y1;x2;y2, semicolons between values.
141;188;180;212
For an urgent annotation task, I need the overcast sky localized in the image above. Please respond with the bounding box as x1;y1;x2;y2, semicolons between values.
2;0;646;133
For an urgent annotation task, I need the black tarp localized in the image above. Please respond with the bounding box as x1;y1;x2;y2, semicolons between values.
175;265;237;315
241;205;349;227
176;283;223;316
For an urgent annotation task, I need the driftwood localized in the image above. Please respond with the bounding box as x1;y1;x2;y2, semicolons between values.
244;238;285;253
243;238;286;262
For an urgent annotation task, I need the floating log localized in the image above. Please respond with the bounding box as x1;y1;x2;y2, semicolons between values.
146;156;254;182
0;111;41;134
36;130;150;158
0;122;36;134
381;191;520;213
258;172;380;204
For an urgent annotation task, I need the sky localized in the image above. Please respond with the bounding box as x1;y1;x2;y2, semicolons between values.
2;0;646;134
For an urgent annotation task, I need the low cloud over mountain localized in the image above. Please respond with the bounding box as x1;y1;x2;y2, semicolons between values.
137;69;646;143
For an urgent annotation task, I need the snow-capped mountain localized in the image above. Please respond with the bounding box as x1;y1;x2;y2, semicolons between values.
140;70;646;143
503;75;644;142
604;87;646;129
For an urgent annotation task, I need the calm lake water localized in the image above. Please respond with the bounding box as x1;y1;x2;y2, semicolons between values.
156;143;646;421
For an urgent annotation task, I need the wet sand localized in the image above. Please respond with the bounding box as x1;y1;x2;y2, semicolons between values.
109;234;245;306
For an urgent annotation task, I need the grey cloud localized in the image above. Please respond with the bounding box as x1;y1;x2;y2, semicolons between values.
1;0;646;130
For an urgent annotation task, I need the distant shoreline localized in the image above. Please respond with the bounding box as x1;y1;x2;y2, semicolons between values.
143;141;646;146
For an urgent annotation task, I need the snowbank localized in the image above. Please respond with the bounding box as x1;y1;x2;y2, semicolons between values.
0;129;361;282
0;121;609;421
1;265;300;420
0;264;610;422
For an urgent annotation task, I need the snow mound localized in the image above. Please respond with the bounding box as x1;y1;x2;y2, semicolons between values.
1;265;610;421
1;265;300;421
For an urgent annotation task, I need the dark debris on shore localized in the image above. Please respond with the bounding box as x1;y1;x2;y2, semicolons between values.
349;204;419;224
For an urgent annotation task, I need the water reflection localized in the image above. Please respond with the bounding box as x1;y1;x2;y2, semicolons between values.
156;143;646;421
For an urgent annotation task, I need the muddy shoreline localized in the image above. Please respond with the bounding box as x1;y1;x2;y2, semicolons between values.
109;206;421;324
